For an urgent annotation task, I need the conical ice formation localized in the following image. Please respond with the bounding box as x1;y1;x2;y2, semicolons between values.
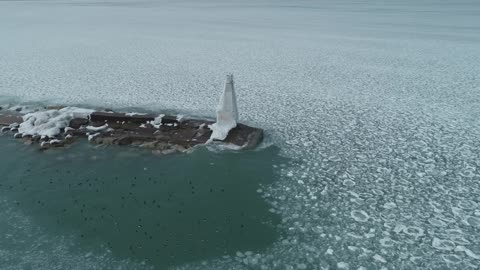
208;74;238;141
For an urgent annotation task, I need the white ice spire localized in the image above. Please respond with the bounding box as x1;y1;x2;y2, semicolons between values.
208;74;239;141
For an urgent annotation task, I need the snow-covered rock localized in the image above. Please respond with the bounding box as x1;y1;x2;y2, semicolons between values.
18;107;93;138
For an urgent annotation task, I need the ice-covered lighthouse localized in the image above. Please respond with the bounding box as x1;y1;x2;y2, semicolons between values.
208;74;238;141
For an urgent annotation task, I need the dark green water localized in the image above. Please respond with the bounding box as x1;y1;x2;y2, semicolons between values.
0;135;282;269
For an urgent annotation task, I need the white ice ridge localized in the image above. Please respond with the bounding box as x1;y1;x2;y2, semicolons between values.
18;107;93;137
208;74;238;141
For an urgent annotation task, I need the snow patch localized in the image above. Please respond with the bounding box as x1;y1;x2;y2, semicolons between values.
149;114;164;128
125;112;147;116
88;133;100;141
86;124;109;132
18;107;93;138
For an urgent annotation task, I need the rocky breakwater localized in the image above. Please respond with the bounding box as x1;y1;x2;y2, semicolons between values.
0;108;263;154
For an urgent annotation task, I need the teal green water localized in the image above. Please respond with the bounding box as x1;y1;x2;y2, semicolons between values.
0;135;283;269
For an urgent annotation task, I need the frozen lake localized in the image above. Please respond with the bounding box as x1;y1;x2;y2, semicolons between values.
1;0;480;269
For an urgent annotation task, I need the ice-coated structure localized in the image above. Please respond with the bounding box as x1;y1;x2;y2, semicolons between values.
208;74;238;141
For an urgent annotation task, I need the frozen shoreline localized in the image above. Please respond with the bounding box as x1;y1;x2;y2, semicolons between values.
0;104;263;152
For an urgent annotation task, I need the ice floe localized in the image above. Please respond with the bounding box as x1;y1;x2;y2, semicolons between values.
351;210;369;222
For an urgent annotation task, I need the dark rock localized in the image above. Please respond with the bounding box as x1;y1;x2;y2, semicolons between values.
40;141;50;150
90;112;155;124
245;128;264;150
0;114;23;126
69;118;89;129
70;129;88;138
139;141;158;148
65;135;75;143
45;105;65;110
223;123;264;149
50;140;65;147
116;136;134;146
161;115;178;125
95;136;116;145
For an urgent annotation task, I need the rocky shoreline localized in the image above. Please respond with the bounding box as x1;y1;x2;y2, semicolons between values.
0;108;263;153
